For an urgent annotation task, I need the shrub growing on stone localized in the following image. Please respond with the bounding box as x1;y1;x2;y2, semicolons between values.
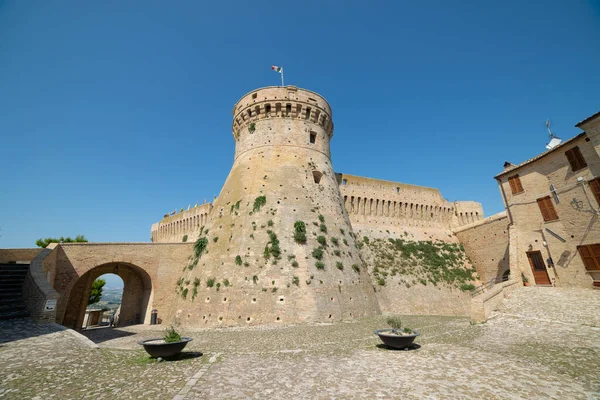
315;261;325;270
293;221;307;244
312;247;324;260
317;236;327;246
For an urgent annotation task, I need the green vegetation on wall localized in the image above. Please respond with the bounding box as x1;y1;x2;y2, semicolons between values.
365;237;477;290
253;196;267;212
293;221;307;243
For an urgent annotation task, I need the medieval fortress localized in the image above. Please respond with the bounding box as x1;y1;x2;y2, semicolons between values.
151;86;482;245
4;85;598;330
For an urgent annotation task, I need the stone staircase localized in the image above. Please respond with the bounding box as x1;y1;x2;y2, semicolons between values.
0;263;30;320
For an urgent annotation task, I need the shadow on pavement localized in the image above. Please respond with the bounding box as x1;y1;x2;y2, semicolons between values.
161;351;203;362
376;343;421;351
81;327;138;344
0;319;69;344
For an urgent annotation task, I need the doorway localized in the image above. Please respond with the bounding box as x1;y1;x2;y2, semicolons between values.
526;251;551;285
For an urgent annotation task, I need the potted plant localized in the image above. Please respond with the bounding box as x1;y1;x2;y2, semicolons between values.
374;317;419;349
139;326;193;358
522;272;530;287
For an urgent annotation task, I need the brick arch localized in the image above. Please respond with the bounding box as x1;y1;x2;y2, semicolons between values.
61;261;152;330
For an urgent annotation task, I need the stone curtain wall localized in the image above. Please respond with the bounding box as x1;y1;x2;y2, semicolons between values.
337;174;484;241
454;212;510;282
152;202;213;243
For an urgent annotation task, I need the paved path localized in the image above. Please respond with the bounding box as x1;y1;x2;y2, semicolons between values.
1;286;599;399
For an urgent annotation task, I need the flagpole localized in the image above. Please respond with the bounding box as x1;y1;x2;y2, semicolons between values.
281;67;284;87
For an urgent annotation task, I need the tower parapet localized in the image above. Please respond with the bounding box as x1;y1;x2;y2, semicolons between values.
231;86;334;160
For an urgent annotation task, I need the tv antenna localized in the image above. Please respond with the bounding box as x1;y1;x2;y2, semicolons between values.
545;119;562;150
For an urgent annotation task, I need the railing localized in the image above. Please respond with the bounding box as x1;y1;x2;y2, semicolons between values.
471;275;510;297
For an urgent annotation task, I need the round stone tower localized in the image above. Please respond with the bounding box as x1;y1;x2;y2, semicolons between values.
168;86;380;327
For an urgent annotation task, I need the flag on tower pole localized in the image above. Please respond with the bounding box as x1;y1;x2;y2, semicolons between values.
271;65;284;86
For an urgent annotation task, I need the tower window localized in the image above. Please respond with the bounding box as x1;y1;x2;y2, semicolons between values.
252;93;258;99
285;104;291;116
265;104;271;115
310;131;316;144
305;107;311;120
313;171;323;184
342;179;348;185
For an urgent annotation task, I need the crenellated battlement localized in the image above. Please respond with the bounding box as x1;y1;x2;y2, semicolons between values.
231;86;334;139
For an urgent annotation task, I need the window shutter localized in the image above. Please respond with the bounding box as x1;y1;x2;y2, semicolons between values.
591;244;600;269
508;175;523;194
566;147;587;171
545;197;558;220
537;198;550;221
578;245;600;271
590;179;600;205
575;147;587;170
537;196;558;222
565;149;577;170
508;177;517;194
516;177;523;193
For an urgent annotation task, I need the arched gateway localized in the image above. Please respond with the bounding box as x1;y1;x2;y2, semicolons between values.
62;262;152;329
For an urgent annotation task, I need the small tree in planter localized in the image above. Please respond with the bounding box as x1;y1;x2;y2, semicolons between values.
374;316;420;349
522;272;530;286
140;326;192;358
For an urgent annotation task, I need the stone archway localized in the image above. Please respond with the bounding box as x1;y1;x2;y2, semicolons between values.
61;262;152;330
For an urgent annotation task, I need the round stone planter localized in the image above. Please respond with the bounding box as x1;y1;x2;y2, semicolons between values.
374;329;420;349
139;337;193;358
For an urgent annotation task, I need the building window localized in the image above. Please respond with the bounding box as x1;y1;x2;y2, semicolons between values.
342;179;347;185
537;196;558;222
589;178;600;206
565;146;587;172
508;174;524;194
309;131;316;144
577;244;600;271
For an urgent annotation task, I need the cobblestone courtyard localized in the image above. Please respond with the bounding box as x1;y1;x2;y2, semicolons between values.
1;287;599;399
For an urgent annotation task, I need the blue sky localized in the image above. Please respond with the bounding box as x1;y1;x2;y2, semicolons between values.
1;1;599;248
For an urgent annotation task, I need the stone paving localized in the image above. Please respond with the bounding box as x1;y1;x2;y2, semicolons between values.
1;286;599;399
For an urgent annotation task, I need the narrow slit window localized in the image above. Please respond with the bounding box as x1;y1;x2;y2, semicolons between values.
285;104;291;117
305;107;311;120
265;104;271;115
312;171;323;184
309;131;316;144
342;179;348;185
275;103;281;116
